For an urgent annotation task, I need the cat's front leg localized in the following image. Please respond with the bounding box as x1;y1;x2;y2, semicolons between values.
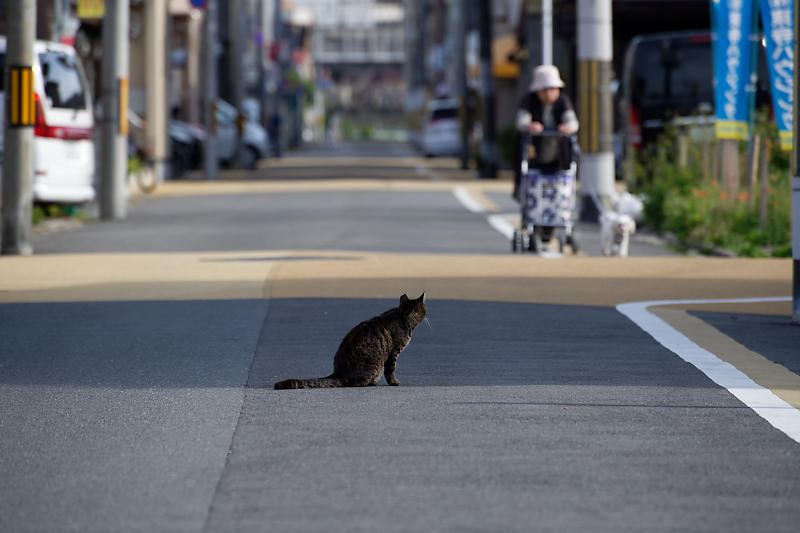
384;353;400;386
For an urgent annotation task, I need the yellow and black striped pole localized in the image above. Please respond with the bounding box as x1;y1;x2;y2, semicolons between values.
577;0;614;221
1;0;36;256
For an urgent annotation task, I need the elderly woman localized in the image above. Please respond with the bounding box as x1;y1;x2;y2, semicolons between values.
514;65;579;198
517;64;579;135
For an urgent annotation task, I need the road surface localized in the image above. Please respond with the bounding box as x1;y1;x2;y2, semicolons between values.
0;142;798;532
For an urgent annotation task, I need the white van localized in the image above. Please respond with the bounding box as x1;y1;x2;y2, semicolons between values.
0;37;96;204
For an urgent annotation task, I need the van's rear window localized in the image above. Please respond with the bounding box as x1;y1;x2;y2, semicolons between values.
38;51;87;110
633;39;712;106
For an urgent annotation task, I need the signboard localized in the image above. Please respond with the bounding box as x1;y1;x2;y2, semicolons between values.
758;0;794;151
712;0;756;140
77;0;104;19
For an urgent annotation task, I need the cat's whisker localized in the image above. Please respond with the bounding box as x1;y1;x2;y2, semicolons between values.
424;317;432;330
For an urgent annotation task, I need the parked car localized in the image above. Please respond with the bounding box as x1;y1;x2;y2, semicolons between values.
167;119;203;178
214;99;269;169
0;36;96;204
617;30;770;156
168;99;269;177
420;98;461;157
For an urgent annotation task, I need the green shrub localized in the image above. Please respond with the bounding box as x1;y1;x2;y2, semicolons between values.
629;115;792;257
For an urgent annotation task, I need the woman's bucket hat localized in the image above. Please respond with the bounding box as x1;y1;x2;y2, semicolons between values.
530;64;565;92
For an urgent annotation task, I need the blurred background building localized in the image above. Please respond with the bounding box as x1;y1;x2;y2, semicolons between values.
1;0;712;163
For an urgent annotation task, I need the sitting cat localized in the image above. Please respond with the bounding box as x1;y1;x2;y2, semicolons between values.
274;293;427;389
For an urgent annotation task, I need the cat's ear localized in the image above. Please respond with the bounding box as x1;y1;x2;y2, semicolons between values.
417;293;425;303
400;294;410;305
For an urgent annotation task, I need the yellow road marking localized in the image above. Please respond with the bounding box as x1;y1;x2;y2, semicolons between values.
652;307;800;410
1;251;789;309
258;156;466;169
150;179;511;198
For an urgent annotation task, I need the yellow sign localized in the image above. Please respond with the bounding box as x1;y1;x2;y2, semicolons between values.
77;0;105;19
778;130;792;152
8;66;35;127
492;35;520;79
714;120;749;141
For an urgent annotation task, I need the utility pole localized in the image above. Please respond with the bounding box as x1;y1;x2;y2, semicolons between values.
792;1;799;323
257;0;267;129
542;0;552;65
202;0;218;180
477;0;497;178
145;0;169;183
458;0;471;170
230;0;244;164
220;0;244;163
100;0;130;219
52;0;69;41
1;0;35;255
272;0;286;155
403;0;425;152
187;9;202;125
577;0;614;220
521;1;542;84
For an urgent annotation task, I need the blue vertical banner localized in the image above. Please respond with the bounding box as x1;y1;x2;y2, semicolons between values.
758;0;794;151
712;0;756;140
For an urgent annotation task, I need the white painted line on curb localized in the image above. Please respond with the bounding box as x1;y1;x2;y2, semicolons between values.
617;297;800;444
452;187;486;213
453;187;563;258
453;187;514;239
487;214;515;240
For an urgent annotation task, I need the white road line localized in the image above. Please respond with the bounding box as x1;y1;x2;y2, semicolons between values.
453;187;514;238
487;214;515;240
453;188;563;257
452;187;486;213
617;297;800;444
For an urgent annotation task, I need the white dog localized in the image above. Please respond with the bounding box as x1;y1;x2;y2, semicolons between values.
600;211;636;256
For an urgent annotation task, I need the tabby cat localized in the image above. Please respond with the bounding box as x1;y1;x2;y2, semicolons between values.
274;294;427;389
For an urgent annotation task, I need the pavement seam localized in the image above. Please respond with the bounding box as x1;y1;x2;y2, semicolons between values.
617;297;800;445
201;260;277;532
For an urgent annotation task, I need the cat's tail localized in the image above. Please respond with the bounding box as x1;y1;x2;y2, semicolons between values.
274;375;343;390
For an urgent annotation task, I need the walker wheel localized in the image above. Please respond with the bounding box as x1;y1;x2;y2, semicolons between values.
566;234;579;254
528;233;539;253
511;229;525;253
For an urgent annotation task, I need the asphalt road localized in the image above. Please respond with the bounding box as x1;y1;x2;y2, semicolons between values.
0;142;798;532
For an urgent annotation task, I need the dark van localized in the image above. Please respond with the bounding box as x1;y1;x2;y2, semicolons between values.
617;30;770;156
